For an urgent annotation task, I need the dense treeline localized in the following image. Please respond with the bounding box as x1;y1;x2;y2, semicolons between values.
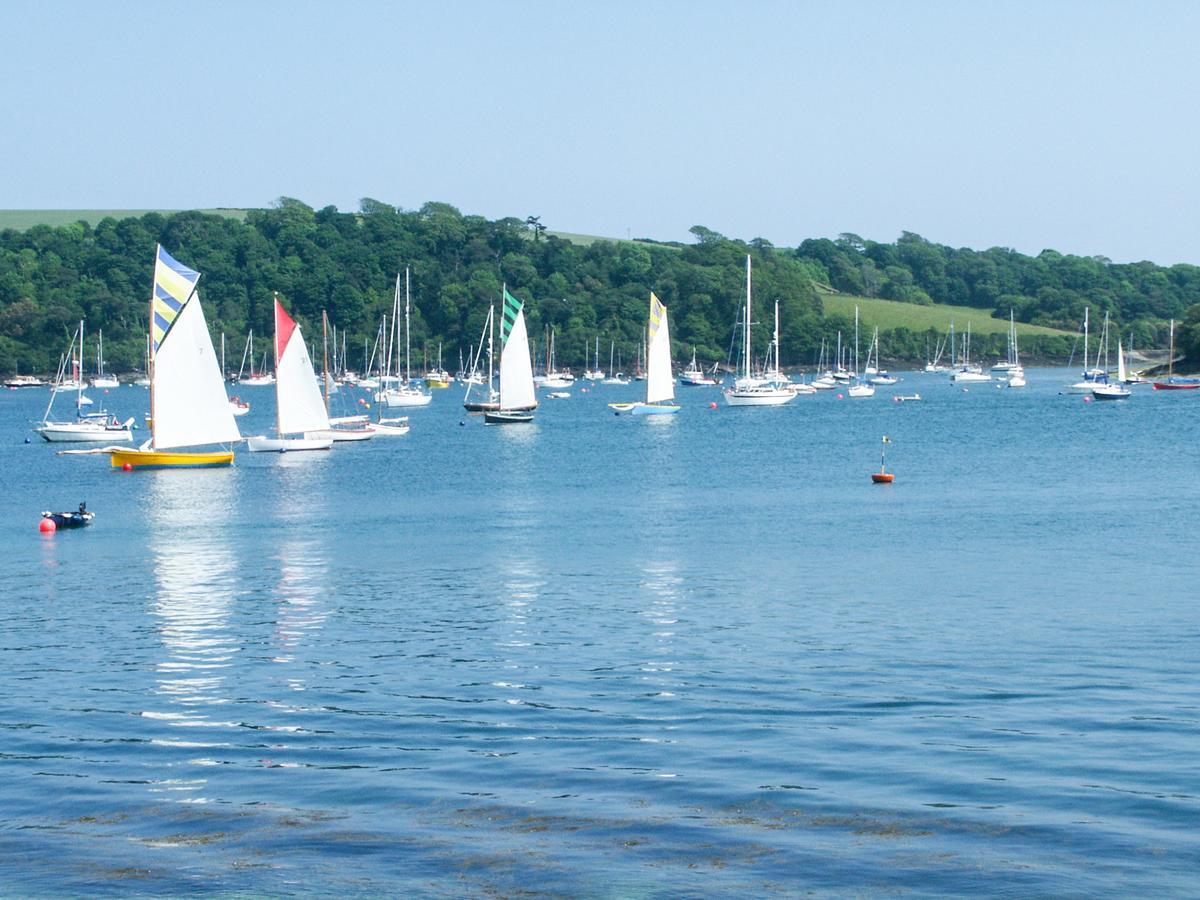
1;200;1198;376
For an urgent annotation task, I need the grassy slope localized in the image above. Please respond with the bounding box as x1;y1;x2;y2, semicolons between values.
0;209;248;229
821;293;1072;337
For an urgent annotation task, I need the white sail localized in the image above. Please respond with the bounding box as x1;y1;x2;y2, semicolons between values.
1117;340;1127;383
499;308;536;411
646;292;674;404
275;303;330;435
153;289;242;450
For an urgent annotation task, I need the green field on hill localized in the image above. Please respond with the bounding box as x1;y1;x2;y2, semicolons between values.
821;293;1072;337
0;209;248;230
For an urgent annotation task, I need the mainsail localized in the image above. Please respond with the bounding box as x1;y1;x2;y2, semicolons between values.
151;246;241;450
645;292;674;405
273;298;330;435
498;288;536;411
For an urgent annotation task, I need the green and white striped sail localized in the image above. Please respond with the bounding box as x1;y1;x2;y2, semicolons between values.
499;287;536;410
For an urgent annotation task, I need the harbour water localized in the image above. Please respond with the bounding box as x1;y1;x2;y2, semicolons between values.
2;370;1197;895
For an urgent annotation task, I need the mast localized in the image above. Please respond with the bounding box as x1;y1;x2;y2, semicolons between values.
499;284;507;406
1083;308;1090;373
220;332;226;380
149;267;157;444
322;310;331;415
854;305;860;377
1169;319;1175;378
773;298;781;375
76;320;84;412
273;292;282;437
405;267;412;384
744;254;752;379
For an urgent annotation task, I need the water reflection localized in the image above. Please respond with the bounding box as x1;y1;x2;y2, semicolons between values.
639;560;681;681
270;534;328;689
144;469;240;801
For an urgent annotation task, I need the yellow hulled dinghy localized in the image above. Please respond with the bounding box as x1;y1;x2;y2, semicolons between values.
111;246;241;469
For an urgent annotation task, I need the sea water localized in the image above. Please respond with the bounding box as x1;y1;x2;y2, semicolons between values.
1;371;1197;895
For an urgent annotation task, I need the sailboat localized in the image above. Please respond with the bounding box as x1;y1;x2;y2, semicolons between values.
950;322;991;382
90;329;119;388
463;304;501;412
305;311;376;440
246;296;333;452
379;269;433;407
680;347;718;386
724;255;795;406
534;328;573;388
424;341;452;388
1065;308;1108;392
584;336;605;381
864;328;897;385
237;329;275;386
602;341;629;384
37;321;133;442
1093;340;1131;399
1152;319;1199;390
484;286;538;424
847;307;875;398
609;293;680;415
110;246;241;468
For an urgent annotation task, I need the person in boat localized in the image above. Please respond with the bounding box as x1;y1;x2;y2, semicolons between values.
78;502;87;515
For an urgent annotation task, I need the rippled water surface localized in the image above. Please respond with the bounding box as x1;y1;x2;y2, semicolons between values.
2;371;1198;895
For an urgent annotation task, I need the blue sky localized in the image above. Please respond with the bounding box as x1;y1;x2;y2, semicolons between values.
3;1;1197;264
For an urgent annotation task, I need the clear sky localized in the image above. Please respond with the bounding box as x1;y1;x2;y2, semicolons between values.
3;1;1197;264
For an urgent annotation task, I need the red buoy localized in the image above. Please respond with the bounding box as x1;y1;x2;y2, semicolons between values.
872;472;895;484
709;401;717;409
122;462;133;472
39;517;56;533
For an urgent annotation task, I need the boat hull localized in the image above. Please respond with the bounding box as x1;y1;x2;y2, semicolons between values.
367;419;410;435
609;402;680;415
110;448;234;469
246;435;333;452
1152;381;1200;390
305;428;375;442
378;390;433;407
484;410;534;425
42;510;95;528
723;388;795;406
37;424;132;443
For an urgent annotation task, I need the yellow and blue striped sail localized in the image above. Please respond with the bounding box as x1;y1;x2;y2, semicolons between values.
151;245;200;354
648;291;666;343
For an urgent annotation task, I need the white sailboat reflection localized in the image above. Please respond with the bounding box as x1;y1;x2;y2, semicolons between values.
143;469;240;802
270;534;329;689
